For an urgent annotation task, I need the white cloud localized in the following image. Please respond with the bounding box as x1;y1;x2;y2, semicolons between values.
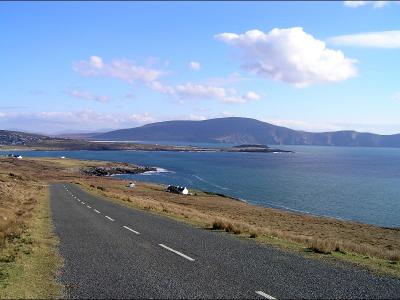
68;89;109;103
221;111;234;117
215;27;357;88
129;112;154;123
244;91;260;101
263;117;400;134
74;56;260;104
343;1;394;8
205;72;248;86
4;110;400;135
36;110;154;125
0;110;155;133
189;61;201;71
187;114;207;121
344;1;368;7
373;1;389;8
150;81;260;104
74;56;163;84
175;83;226;99
89;56;104;68
0;110;226;133
328;31;400;48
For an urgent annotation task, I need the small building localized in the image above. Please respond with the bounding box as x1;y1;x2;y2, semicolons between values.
166;185;188;195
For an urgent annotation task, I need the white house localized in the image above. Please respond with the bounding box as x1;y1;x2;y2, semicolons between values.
166;185;189;195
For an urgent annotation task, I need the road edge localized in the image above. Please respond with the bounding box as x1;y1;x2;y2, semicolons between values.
0;183;64;298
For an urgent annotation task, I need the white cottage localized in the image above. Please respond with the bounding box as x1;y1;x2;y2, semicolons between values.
166;185;189;195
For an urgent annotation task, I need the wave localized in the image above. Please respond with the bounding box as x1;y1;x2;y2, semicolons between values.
141;167;173;175
192;175;230;190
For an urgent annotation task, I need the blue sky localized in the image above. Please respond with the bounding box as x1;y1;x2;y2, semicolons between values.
1;1;400;134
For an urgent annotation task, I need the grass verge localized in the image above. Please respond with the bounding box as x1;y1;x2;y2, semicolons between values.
0;173;63;298
1;157;399;279
77;180;400;278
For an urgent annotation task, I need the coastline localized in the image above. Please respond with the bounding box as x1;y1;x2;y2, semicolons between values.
0;141;293;154
0;156;399;277
1;150;397;228
114;167;396;229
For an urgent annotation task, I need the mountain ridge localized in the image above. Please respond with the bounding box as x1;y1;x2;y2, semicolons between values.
3;117;400;148
89;117;400;147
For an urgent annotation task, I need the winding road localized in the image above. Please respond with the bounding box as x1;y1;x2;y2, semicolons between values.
50;183;400;299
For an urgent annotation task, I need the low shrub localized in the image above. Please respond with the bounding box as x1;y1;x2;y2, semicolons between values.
249;232;258;238
212;220;226;230
225;223;234;233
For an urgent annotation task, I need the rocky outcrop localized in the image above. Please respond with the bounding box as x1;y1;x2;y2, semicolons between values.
229;144;292;153
81;163;156;176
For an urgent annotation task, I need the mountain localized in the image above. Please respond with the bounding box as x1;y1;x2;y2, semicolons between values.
90;117;400;147
0;128;289;153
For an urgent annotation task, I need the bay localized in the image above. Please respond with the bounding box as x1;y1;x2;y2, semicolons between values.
3;145;400;228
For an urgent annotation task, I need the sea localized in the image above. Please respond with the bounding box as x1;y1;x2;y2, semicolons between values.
2;143;400;228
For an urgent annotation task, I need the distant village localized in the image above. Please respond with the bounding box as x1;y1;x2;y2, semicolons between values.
0;130;46;146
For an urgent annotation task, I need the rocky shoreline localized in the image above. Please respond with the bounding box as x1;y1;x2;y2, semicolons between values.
80;163;156;176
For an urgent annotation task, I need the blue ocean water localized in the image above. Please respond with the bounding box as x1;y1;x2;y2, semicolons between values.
3;145;400;228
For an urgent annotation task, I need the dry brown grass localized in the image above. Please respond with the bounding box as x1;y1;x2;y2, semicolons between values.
0;174;38;251
78;177;400;263
1;157;399;276
0;157;96;254
0;159;62;297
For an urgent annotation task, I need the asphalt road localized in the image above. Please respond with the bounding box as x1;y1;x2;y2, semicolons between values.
50;183;400;299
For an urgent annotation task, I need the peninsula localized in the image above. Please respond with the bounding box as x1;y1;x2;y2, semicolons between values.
0;130;291;153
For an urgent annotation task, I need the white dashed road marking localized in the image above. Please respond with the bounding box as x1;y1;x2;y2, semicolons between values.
60;185;279;299
123;225;140;235
158;244;195;261
255;291;277;299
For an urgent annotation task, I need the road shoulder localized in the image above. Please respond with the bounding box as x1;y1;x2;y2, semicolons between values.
0;176;63;298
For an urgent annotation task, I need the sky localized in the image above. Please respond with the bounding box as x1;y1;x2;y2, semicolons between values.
1;1;400;134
